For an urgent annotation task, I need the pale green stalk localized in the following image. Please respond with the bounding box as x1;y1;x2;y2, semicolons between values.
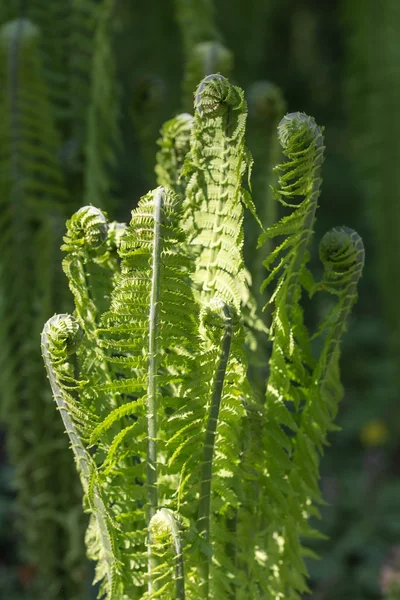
41;315;114;595
147;187;164;594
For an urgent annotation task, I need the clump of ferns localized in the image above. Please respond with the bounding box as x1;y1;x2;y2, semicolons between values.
41;74;364;599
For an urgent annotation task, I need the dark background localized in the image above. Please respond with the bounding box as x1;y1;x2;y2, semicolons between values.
0;0;399;598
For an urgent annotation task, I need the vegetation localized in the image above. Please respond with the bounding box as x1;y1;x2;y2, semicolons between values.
40;75;364;598
0;1;398;599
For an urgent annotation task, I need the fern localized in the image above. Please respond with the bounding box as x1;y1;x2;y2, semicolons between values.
41;76;364;599
182;74;253;311
0;18;88;599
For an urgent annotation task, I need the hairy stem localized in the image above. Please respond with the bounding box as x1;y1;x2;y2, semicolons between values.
198;302;233;596
147;187;164;593
41;315;114;594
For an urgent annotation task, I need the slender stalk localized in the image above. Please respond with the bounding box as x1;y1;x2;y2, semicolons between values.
147;187;164;594
198;301;234;596
41;315;115;595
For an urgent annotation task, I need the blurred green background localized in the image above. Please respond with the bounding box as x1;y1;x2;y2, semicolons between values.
0;0;399;598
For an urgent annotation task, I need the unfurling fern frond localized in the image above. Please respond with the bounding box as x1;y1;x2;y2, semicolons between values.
252;112;325;598
41;314;120;600
89;187;204;597
183;74;253;311
303;226;365;444
148;509;185;599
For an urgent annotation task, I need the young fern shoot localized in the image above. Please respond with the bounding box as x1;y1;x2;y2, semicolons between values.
42;76;364;600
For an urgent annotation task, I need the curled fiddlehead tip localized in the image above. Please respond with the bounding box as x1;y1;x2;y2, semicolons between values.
195;73;232;118
191;40;233;77
319;226;365;274
63;206;108;251
42;314;83;359
278;112;324;152
248;81;286;120
0;18;39;49
200;298;237;343
149;508;182;545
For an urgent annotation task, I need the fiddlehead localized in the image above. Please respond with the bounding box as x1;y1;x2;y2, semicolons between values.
41;314;119;599
149;509;185;599
61;206;121;416
63;205;108;251
312;226;365;427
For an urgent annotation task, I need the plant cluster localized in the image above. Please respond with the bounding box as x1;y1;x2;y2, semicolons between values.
41;74;364;599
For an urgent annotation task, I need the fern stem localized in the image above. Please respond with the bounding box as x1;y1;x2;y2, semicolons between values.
198;300;234;595
147;187;164;593
41;314;115;594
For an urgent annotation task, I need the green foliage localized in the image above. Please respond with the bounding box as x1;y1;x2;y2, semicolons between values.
41;73;364;599
0;17;88;599
0;1;124;596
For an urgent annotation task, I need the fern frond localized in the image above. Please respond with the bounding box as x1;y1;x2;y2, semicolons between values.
183;74;252;312
252;112;325;598
41;314;120;599
93;186;203;597
303;226;365;445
